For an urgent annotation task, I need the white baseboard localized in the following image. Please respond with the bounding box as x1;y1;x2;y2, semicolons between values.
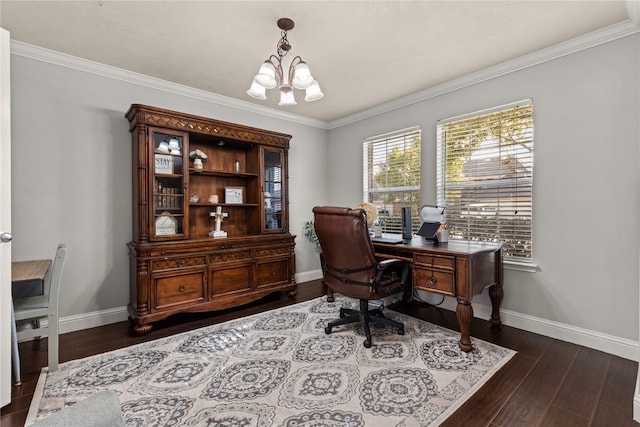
49;276;639;363
295;269;323;284
428;294;639;361
58;306;130;334
51;271;325;335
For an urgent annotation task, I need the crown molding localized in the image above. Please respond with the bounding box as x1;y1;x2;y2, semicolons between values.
327;18;640;129
9;15;640;132
9;40;329;130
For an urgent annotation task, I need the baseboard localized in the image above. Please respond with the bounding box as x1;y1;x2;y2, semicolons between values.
427;293;639;361
50;272;325;335
58;306;130;334
47;276;639;363
295;269;323;284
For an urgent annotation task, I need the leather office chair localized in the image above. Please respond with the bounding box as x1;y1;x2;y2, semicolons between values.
313;206;410;348
14;243;67;373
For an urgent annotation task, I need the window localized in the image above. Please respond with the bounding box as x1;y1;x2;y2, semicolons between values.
363;127;421;233
437;100;533;260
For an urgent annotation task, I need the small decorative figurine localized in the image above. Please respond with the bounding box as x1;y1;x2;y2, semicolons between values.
189;193;200;204
209;206;228;238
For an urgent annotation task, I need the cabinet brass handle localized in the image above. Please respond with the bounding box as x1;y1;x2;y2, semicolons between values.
178;261;184;267
271;270;276;276
429;277;437;285
270;250;276;255
179;285;186;292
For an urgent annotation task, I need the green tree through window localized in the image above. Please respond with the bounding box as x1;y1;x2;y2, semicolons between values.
363;127;421;233
437;100;534;260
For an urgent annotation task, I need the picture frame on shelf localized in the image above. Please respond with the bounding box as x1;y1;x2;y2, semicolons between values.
155;211;177;236
155;154;173;174
225;187;244;204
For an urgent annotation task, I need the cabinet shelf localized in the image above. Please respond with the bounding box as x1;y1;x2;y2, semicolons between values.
189;203;259;208
189;169;258;178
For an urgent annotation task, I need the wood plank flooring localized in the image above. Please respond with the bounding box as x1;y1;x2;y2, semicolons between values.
2;280;638;426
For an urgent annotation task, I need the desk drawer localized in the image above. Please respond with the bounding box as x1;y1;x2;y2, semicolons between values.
414;267;455;296
414;253;455;270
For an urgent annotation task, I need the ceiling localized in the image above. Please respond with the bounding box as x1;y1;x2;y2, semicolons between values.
0;1;633;124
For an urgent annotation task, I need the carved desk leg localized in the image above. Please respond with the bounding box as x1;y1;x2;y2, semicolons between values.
456;298;474;352
489;284;503;326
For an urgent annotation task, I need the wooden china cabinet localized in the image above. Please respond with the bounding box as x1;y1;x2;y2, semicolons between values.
126;104;296;334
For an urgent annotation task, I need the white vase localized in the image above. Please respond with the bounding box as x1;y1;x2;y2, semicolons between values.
193;158;203;170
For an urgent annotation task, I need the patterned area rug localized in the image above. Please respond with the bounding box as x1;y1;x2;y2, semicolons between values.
27;296;515;426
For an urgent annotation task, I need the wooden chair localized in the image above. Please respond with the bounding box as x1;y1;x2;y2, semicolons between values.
312;206;410;348
13;243;67;373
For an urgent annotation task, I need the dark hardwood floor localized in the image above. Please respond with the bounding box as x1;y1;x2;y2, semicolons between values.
2;280;638;426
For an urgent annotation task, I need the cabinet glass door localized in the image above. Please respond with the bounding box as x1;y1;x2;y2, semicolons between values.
263;148;283;232
150;128;187;239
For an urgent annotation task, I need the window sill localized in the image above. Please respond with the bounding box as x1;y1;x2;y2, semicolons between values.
504;259;538;273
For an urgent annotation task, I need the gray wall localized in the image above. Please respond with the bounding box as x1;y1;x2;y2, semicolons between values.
9;33;640;358
328;34;640;350
9;52;328;323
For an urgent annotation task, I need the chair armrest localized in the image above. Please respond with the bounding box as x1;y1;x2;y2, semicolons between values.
375;258;411;290
378;258;407;270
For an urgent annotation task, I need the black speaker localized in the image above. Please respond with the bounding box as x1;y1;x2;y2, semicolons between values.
401;206;412;241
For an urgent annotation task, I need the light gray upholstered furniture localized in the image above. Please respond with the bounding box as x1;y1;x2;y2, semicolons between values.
29;391;125;427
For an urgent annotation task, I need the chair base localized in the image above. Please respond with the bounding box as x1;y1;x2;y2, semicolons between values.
324;299;404;348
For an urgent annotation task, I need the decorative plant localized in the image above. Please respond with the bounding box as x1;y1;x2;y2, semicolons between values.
304;220;321;253
189;149;208;161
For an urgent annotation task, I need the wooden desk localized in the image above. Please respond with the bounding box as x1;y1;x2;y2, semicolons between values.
373;236;503;352
12;259;51;284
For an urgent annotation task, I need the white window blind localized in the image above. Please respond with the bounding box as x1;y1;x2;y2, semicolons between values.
363;127;421;233
437;100;533;260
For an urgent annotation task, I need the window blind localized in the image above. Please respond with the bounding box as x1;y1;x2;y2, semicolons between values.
363;126;421;233
437;100;533;259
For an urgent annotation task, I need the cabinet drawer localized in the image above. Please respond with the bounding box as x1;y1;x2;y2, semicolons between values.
256;260;289;287
152;256;206;271
154;271;205;311
414;267;455;296
255;246;291;258
414;253;455;270
210;250;253;264
210;264;252;296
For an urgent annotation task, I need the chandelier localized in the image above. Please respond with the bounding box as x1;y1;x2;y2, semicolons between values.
247;18;323;106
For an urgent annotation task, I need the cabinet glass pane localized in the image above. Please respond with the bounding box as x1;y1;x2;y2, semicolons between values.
264;149;283;231
152;131;185;238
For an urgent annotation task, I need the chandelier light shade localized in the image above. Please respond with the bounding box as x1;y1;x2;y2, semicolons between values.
247;18;323;105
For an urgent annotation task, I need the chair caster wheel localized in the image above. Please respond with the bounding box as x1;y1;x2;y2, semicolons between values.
364;339;372;348
325;326;332;334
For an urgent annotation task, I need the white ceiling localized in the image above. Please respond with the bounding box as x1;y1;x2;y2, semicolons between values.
0;1;634;123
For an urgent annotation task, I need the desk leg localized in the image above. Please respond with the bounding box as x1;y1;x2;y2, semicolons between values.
456;298;474;352
488;284;503;326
